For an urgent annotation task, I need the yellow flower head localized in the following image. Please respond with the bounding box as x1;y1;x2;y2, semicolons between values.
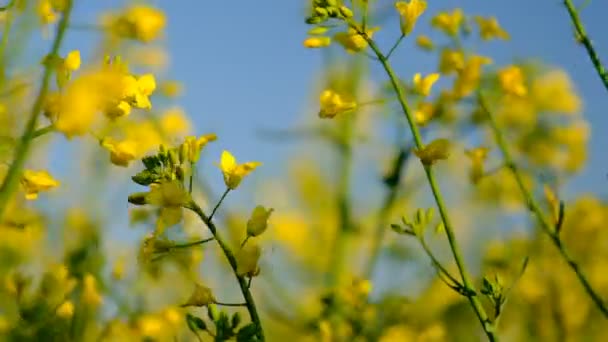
218;150;261;190
185;133;217;163
105;100;132;120
107;5;166;43
236;243;261;277
474;16;510;41
439;48;465;75
414;101;435;125
101;138;138;167
498;65;527;97
431;9;464;36
318;89;357;118
413;73;440;96
531;70;581;115
82;274;103;307
56;300;74;319
182;283;215;307
395;0;427;36
20;170;60;200
413;138;451;165
121;73;156;109
247;205;274;237
63;50;81;71
416;35;434;51
453;55;493;98
303;36;331;48
160;107;192;137
37;0;58;25
334;27;378;53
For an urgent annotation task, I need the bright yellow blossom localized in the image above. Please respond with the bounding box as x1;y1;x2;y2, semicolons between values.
101;138;138;167
56;300;74;319
318;89;357;118
63;50;81;71
414;101;435;125
474;16;510;41
439;48;465;75
121;73;156;109
82;273;103;307
395;0;427;36
303;36;331;48
106;5;166;43
218;150;261;190
416;35;434;51
334;27;378;53
413;73;440;96
453;55;492;98
105;100;132;119
20;170;60;200
431;9;464;36
185;134;217;163
498;65;527;96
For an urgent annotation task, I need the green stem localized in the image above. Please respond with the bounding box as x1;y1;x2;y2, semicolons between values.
0;1;73;220
563;0;608;92
362;33;496;341
186;201;265;341
0;0;15;83
189;162;194;194
170;237;215;250
209;188;230;221
214;301;247;307
478;93;608;318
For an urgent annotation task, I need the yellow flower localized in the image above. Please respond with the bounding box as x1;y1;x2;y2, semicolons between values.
303;36;331;48
37;0;58;25
413;73;440;96
439;48;465;75
334;27;378;53
531;70;581;115
105;100;132;119
431;9;464;36
498;65;527;97
465;147;489;183
236;243;261;277
146;180;189;229
20;170;60;200
160;80;183;97
453;55;492;98
182;283;215;307
185;134;217;163
247;205;274;237
414;101;435;125
107;5;166;42
63;50;81;71
159;107;191;136
56;300;74;319
318;89;357;118
395;0;427;36
82;274;103;307
121;73;156;109
218;150;261;190
474;16;510;41
416;35;434;51
413;138;451;165
101;138;138;167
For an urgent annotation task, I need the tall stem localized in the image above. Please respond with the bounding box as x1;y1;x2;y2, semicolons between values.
362;34;496;341
478;93;608;318
563;0;608;92
187;201;266;341
0;0;74;219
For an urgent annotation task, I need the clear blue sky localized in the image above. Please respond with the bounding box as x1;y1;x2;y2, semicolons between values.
51;0;608;209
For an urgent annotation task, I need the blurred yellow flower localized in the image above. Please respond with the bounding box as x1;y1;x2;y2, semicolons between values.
334;27;378;53
106;5;166;43
37;0;58;25
218;150;261;190
416;35;434;51
159;107;191;137
318;89;357;118
82;273;103;307
160;80;184;97
465;147;489;183
105;100;132;119
414;138;451;165
101;138;138;167
121;73;156;109
414;101;435;125
413;73;440;96
474;16;510;40
63;50;81;71
303;36;331;48
453;55;492;98
439;48;465;75
56;300;74;319
20;169;60;200
531;70;581;114
185;134;217;163
498;65;527;97
431;9;464;36
395;0;427;36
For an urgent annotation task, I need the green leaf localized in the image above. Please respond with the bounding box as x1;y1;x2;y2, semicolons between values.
132;170;157;186
236;323;259;342
186;313;207;331
142;155;161;170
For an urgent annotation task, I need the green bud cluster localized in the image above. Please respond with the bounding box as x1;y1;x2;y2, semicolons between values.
305;0;353;25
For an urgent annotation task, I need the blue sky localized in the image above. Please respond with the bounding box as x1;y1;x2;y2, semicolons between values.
42;0;608;215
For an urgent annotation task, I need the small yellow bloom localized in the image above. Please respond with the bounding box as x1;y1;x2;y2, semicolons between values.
218;150;261;190
413;73;440;96
121;73;156;109
431;9;464;36
453;55;492;98
465;147;489;183
474;16;510;41
395;0;427;36
182;283;215;307
416;35;434;51
21;170;60;200
159;107;191;136
318;89;357;118
247;205;274;237
37;0;58;25
498;65;527;97
414;102;435;125
64;50;81;71
334;27;378;53
101;138;138;167
303;36;331;48
56;300;74;319
531;70;581;115
439;48;465;75
108;5;166;43
236;243;261;277
82;274;103;307
105;100;132;119
146;180;189;229
413;138;451;165
185;134;217;163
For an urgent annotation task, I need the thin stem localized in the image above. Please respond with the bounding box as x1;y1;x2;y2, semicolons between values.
240;236;251;249
214;301;247;307
209;188;230;222
361;30;496;341
189;162;194;194
170;237;215;250
186;201;265;341
0;1;73;220
478;92;608;318
386;34;405;60
563;0;608;92
419;237;463;288
32;124;54;138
